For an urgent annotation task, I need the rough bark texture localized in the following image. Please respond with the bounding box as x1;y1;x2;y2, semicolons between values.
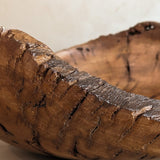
1;22;160;160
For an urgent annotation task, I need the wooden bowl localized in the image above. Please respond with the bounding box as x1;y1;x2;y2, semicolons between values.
0;22;160;160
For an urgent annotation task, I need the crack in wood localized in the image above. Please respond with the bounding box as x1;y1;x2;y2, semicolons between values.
112;149;123;159
128;28;141;36
149;133;160;145
18;77;24;94
119;105;152;142
119;116;140;142
150;93;160;99
92;102;105;114
140;154;148;159
73;140;79;156
120;54;133;86
33;94;46;107
68;92;88;120
126;32;130;45
126;58;131;81
26;129;50;155
42;68;50;78
36;65;49;81
129;30;141;35
13;43;30;74
12;140;18;144
111;106;121;120
59;92;88;138
0;123;14;136
142;133;160;152
128;82;138;92
86;48;90;52
153;51;160;71
70;53;77;65
77;47;86;60
59;83;76;100
156;52;160;61
90;117;101;138
76;47;83;52
51;72;64;93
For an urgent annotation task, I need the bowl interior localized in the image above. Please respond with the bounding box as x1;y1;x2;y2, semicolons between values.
56;22;160;99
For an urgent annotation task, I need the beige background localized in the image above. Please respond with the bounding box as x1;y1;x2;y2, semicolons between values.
1;0;160;52
1;0;160;159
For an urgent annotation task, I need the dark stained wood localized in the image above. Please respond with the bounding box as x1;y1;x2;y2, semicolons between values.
1;22;160;160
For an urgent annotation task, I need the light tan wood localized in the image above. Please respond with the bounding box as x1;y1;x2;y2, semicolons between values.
1;22;160;160
56;22;160;99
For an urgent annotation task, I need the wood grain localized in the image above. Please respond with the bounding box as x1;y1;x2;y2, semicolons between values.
0;22;160;160
56;22;160;100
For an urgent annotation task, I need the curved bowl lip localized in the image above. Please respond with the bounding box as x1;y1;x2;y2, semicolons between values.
55;21;159;53
55;21;160;121
1;21;160;122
